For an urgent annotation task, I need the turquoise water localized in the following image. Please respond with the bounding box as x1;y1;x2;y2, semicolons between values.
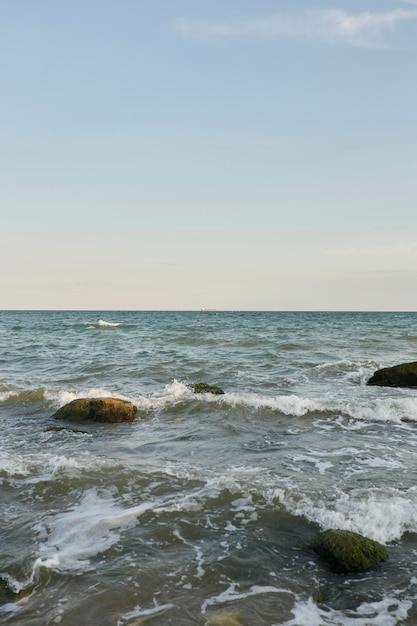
1;310;417;625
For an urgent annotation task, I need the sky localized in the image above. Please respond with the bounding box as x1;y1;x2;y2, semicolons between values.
1;0;416;310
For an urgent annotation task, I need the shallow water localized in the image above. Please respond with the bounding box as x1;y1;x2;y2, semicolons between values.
1;310;417;625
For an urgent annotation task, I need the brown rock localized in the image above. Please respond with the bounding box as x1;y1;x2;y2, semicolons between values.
52;398;137;423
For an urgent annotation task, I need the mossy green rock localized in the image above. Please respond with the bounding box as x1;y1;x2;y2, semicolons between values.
52;398;137;423
367;361;417;388
187;382;225;395
0;577;14;605
313;529;389;573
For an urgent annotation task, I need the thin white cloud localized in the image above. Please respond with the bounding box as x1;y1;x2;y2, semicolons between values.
326;244;417;258
173;8;417;48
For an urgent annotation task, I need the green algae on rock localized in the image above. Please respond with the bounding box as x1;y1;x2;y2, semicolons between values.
313;529;389;573
52;398;137;423
0;577;15;606
367;361;417;388
187;382;225;395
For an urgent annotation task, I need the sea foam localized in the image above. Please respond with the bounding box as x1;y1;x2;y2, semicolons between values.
201;583;292;615
33;488;154;572
97;319;121;327
277;487;417;544
281;595;412;626
9;378;417;427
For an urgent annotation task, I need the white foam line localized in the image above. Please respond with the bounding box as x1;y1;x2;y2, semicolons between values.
280;595;412;626
173;529;206;578
117;600;174;625
201;582;293;615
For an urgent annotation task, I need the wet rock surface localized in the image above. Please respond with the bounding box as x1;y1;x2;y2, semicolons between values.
52;398;137;423
367;361;417;388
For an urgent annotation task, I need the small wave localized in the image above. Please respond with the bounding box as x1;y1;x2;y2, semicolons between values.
4;379;417;427
82;319;122;329
44;381;193;416
203;390;417;424
306;360;378;385
98;319;121;327
1;375;417;430
0;388;47;406
277;342;312;351
42;383;417;425
401;334;417;341
44;387;133;409
218;392;331;417
1;386;134;411
143;384;332;418
0;450;102;481
0;451;32;478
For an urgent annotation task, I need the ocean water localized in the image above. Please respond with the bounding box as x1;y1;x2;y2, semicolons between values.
1;310;417;626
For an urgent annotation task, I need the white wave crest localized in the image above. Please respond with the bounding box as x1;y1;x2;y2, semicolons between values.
214;391;417;424
131;380;193;412
344;397;417;423
44;388;132;409
0;450;104;483
0;450;31;478
44;380;192;414
271;486;417;544
0;391;15;402
43;382;417;425
219;392;329;416
98;319;120;327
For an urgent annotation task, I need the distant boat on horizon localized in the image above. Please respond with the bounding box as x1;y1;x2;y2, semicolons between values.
200;308;217;312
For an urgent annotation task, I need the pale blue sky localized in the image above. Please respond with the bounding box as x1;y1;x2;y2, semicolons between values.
1;1;416;309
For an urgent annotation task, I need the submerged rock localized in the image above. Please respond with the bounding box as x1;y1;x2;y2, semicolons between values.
44;425;89;433
187;382;225;395
367;361;417;389
313;529;389;573
206;613;242;626
52;398;137;423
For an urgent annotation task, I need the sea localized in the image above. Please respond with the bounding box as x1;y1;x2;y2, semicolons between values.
1;310;417;626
